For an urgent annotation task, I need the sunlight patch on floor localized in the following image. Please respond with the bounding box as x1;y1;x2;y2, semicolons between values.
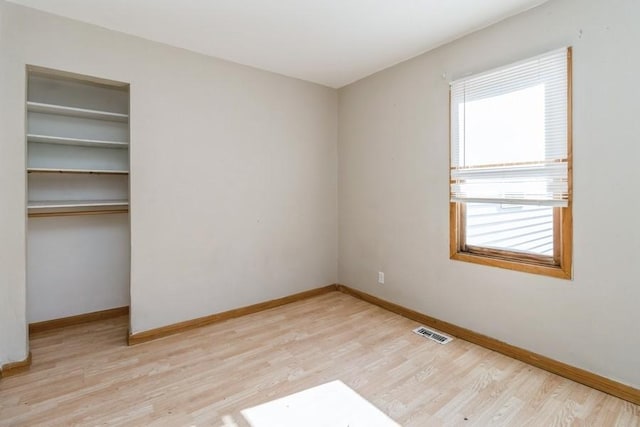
241;380;400;427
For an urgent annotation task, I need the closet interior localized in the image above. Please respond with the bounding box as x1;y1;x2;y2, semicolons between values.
26;67;131;325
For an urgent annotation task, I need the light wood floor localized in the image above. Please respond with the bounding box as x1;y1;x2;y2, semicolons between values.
1;292;638;426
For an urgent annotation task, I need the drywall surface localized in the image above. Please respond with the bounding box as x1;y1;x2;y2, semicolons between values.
0;0;29;365
338;0;640;387
0;1;337;365
26;215;131;323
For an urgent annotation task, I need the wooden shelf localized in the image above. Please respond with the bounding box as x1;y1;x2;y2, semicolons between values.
28;199;129;210
27;167;129;175
27;134;129;149
27;101;128;123
28;199;129;217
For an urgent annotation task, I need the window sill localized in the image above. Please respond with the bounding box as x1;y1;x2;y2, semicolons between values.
451;251;572;280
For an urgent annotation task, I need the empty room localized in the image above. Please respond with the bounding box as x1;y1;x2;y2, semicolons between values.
1;0;639;425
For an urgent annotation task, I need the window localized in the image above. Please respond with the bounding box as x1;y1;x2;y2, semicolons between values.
449;48;572;279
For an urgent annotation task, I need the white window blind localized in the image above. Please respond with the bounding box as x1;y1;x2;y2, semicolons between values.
450;48;569;207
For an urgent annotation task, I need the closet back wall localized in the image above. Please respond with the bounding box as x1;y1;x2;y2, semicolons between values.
0;1;337;364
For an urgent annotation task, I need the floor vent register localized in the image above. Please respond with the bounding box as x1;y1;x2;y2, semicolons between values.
412;326;453;344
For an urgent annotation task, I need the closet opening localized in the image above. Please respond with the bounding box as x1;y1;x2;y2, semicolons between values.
25;66;131;343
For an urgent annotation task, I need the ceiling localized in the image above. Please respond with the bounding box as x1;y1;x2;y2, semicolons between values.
8;0;549;88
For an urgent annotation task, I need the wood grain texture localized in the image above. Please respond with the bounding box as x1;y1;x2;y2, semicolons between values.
0;292;637;426
337;285;640;406
0;353;32;378
450;251;571;279
562;46;574;278
29;306;130;335
128;284;338;345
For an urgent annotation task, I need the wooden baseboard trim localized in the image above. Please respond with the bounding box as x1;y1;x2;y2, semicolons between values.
336;284;640;406
0;352;32;378
128;284;338;346
29;306;129;334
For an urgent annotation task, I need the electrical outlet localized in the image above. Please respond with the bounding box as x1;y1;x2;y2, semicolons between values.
378;271;385;284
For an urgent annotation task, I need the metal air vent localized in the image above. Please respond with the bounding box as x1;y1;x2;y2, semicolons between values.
412;326;453;344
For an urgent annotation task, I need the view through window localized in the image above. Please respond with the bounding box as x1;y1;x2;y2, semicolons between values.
449;48;572;278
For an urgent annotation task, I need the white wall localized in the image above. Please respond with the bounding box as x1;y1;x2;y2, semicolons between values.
27;215;131;323
338;0;640;388
0;0;29;365
0;1;337;365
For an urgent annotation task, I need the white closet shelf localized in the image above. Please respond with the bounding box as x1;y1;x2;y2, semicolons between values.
27;199;129;217
27;101;129;123
27;167;129;175
28;199;129;210
27;134;129;149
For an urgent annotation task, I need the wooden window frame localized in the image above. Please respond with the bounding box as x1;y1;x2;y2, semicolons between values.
450;203;572;279
449;48;573;280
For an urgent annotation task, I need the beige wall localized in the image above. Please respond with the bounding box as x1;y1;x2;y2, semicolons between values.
338;0;640;388
0;1;337;364
0;0;29;365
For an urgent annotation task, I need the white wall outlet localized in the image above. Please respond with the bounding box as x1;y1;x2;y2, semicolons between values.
378;271;385;284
